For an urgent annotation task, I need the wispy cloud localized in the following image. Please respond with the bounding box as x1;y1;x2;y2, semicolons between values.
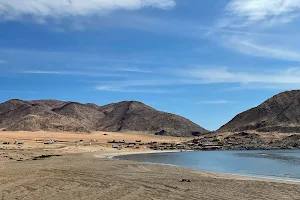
95;85;169;93
222;0;300;27
214;1;300;61
21;70;123;77
0;48;166;65
93;79;180;88
224;36;300;62
197;100;233;104
0;60;7;64
0;90;37;94
115;67;152;73
121;14;274;40
94;78;182;93
182;67;300;84
222;83;300;91
0;0;176;21
91;67;300;93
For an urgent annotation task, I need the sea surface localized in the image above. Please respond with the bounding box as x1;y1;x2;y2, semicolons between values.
116;150;300;181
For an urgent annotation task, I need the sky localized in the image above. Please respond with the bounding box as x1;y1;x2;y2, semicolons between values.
1;0;300;130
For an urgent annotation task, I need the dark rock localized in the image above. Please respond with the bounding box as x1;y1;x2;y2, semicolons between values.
192;132;202;136
155;130;167;136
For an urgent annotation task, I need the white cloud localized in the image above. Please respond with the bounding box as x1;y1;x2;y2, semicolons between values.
95;78;181;93
0;48;164;65
96;85;169;93
21;70;122;77
115;67;152;73
216;1;300;61
224;0;300;26
182;67;300;85
0;90;37;94
92;67;300;93
224;36;300;62
93;79;180;88
0;0;175;21
223;83;300;91
122;14;271;40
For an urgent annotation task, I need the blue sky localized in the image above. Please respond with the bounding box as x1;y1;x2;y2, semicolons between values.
1;0;300;130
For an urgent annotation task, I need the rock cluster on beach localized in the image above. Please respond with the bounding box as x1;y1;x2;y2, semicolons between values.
184;132;300;151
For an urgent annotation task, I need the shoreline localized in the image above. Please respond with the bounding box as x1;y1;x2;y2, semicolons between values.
96;149;300;184
2;148;300;199
94;149;186;159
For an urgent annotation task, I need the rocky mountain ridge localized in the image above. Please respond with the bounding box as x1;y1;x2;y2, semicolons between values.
0;99;208;137
218;90;300;133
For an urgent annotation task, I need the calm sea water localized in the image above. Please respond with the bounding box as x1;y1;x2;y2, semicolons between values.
116;150;300;181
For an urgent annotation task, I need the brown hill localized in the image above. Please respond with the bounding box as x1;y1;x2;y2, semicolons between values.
96;101;208;136
0;99;208;137
218;90;300;133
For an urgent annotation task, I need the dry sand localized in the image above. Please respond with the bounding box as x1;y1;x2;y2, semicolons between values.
0;131;300;200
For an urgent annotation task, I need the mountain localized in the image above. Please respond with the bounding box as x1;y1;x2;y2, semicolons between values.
96;101;208;136
0;99;208;137
218;90;300;133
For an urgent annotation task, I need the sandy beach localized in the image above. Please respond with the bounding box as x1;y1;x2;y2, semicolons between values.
1;131;300;200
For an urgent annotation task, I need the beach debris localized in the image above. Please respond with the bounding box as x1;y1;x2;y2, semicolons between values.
128;142;136;145
44;139;56;144
108;140;125;144
75;140;84;145
135;140;142;143
148;141;158;145
175;144;185;149
32;154;61;160
180;179;191;182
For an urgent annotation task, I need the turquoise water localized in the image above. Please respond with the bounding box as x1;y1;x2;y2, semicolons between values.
116;150;300;181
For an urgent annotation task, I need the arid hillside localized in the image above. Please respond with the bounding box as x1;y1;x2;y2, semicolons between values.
219;90;300;133
0;99;208;137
